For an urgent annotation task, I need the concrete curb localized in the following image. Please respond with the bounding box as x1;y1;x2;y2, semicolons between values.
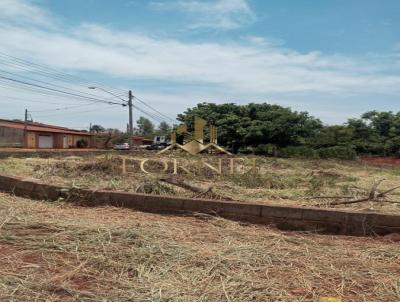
0;173;399;236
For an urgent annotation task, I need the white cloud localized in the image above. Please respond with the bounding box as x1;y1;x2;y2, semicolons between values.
2;22;398;96
150;0;256;30
0;0;400;128
0;0;51;26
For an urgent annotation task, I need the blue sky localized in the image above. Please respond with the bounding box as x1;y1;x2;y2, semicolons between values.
0;0;399;130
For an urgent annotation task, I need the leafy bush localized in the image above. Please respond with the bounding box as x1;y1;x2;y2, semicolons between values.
254;144;278;156
278;146;318;159
317;146;356;160
260;146;357;160
76;139;88;148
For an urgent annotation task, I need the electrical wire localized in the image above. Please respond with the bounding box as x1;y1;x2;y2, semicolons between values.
134;96;177;123
28;101;100;113
131;103;166;123
0;68;126;105
0;52;175;123
0;79;169;124
33;104;118;118
0;51;126;95
0;79;125;107
0;94;92;106
0;52;177;126
0;75;125;106
0;66;125;103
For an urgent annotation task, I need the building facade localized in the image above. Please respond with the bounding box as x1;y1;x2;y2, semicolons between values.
0;119;94;149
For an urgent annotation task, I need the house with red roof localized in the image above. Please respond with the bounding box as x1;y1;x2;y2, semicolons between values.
0;119;94;149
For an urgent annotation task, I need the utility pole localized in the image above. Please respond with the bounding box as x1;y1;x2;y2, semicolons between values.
128;90;133;136
88;86;134;146
24;109;28;148
128;90;134;147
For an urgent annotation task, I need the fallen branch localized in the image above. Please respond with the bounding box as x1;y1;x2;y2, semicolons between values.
305;196;354;200
160;177;235;201
378;184;400;197
159;177;205;193
315;179;400;207
323;197;371;206
383;199;400;204
193;187;213;198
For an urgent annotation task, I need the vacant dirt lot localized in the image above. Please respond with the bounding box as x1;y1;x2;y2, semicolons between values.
0;192;399;301
1;153;400;214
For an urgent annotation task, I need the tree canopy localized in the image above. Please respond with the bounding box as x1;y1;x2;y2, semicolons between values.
91;104;400;158
156;121;172;136
90;124;105;133
177;102;323;152
136;116;155;137
176;103;400;157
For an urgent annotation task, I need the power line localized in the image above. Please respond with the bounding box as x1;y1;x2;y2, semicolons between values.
88;86;128;103
0;79;87;101
0;75;125;106
0;76;164;122
0;79;124;106
131;103;166;123
0;57;127;101
0;94;92;106
0;51;126;96
0;67;125;103
134;95;177;123
33;104;118;118
0;52;177;127
0;68;126;105
28;101;99;113
0;78;101;103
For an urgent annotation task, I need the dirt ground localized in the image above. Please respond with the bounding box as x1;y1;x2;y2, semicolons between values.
360;155;400;166
0;192;399;301
1;153;400;214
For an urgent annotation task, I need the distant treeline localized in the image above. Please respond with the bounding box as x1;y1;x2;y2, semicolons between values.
177;102;400;159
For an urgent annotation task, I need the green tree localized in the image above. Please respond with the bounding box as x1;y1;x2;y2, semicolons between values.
157;121;171;136
136;116;155;137
177;104;400;157
349;111;400;155
177;102;322;153
91;124;105;133
308;125;354;148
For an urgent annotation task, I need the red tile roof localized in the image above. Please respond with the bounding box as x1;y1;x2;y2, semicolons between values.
0;119;92;136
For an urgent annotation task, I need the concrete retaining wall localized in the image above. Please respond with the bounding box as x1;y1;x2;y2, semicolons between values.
0;173;399;236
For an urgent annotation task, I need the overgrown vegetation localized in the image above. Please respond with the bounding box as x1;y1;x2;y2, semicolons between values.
177;102;400;158
1;154;400;214
0;193;399;301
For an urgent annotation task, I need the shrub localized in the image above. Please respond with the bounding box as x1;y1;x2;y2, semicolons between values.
278;146;318;159
253;144;356;160
317;146;356;160
76;139;88;148
254;144;278;156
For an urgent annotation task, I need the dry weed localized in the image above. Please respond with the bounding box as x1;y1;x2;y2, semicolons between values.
0;193;399;301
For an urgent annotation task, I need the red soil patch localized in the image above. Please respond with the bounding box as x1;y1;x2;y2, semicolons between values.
360;156;400;166
0;244;46;268
0;244;19;258
69;275;97;291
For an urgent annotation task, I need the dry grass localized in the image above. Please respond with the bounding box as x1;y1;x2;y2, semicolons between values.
1;153;400;214
0;192;399;301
